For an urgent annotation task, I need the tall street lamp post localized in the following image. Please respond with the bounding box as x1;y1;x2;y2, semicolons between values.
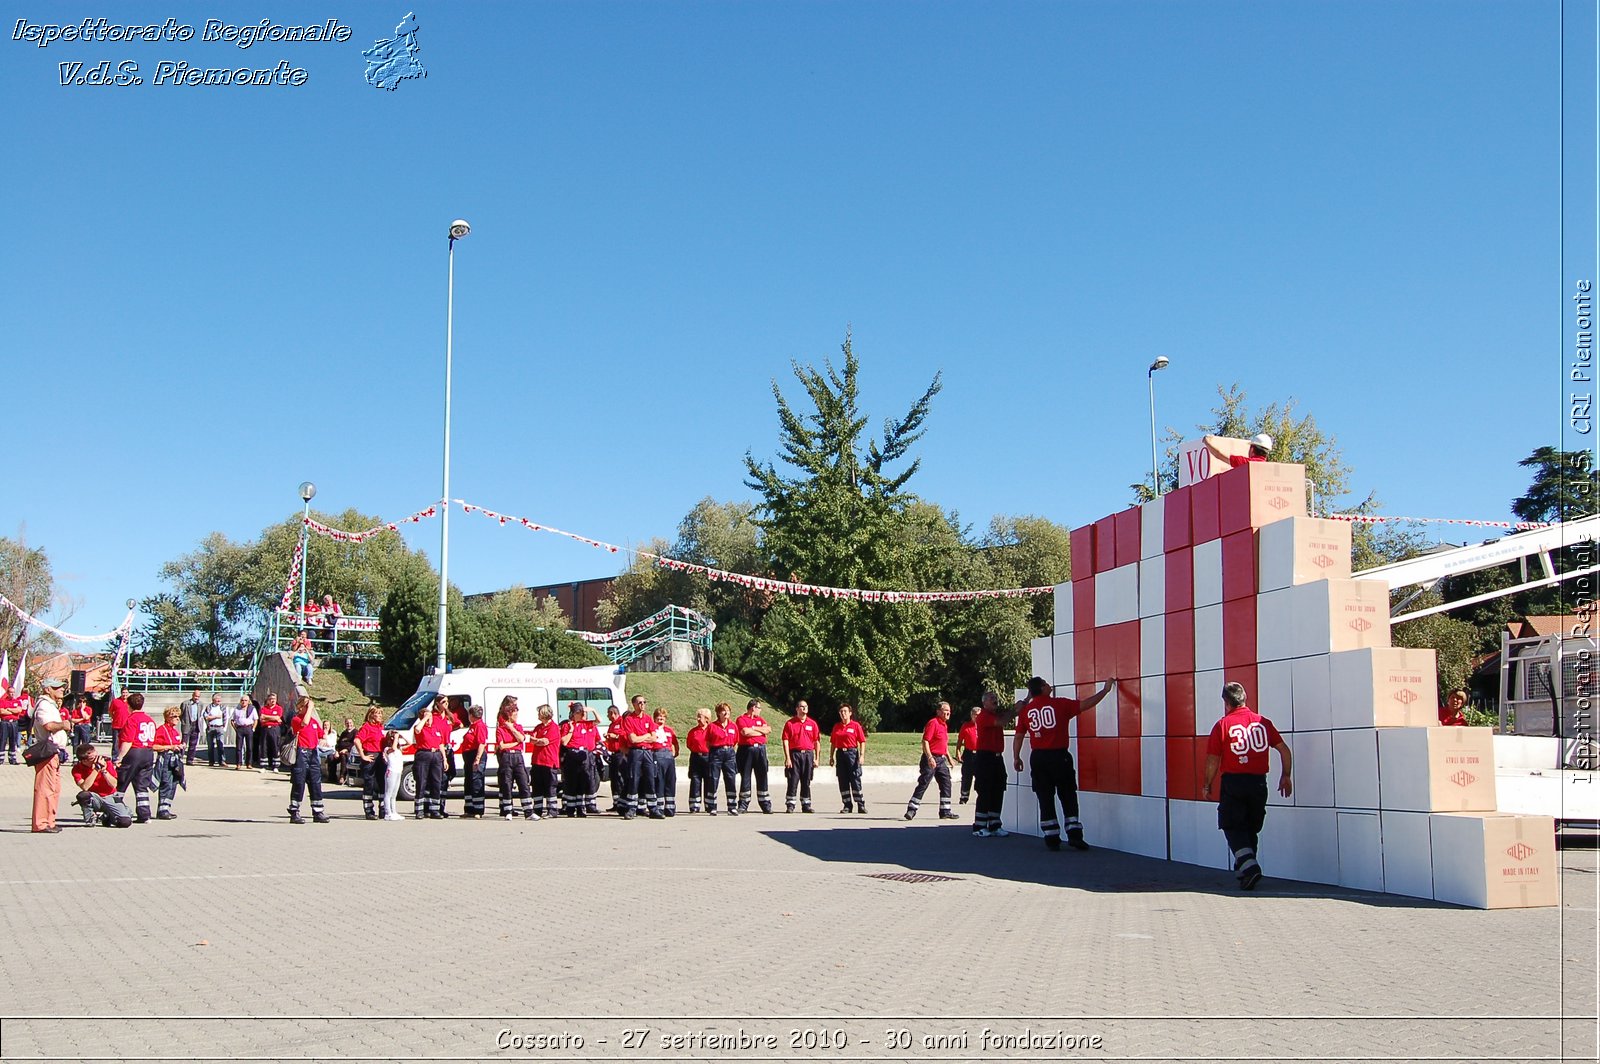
437;220;470;674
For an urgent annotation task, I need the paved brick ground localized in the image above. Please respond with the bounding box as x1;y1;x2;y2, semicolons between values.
0;763;1593;1062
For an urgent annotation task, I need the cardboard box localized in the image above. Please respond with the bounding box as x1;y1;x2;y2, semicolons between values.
1255;587;1296;663
1379;811;1434;900
1290;578;1392;659
1191;477;1221;544
1166;737;1196;801
1165;673;1196;739
1260;805;1339;886
1139;672;1167;736
1094;563;1140;627
1194;603;1225;673
1030;636;1053;685
1101;620;1139;681
1072;576;1095;633
1119;793;1170;859
1165;546;1194;613
1193;669;1226;737
1113;507;1141;569
1140;735;1166;796
1331;728;1378;809
1140;493;1165;560
1168;798;1232;870
1178;435;1252;488
1073;628;1096;686
1429;813;1558;909
1328;647;1438;729
1051;632;1074;688
1257;659;1294;733
1222;598;1257;668
1221;530;1257;601
1163;485;1193;550
1117;680;1142;742
1337;811;1384;893
1193;538;1224;608
1165;608;1196;674
1291;654;1333;731
1094;515;1117;573
1257;517;1354;593
1217;460;1307;536
1288;729;1331;806
1069;524;1096;580
1377;727;1498;812
1137;557;1166;619
1052;580;1073;637
1139;616;1165;679
1094;686;1118;737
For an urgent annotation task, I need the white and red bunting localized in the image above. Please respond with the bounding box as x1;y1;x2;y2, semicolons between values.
1327;513;1554;530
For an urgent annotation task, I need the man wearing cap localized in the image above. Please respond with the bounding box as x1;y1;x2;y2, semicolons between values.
30;679;71;832
1229;433;1273;467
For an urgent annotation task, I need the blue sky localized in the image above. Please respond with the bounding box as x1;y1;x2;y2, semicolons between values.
3;0;1586;637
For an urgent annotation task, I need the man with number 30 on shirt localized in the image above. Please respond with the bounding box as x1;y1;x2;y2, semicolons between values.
1012;675;1115;852
1200;681;1293;892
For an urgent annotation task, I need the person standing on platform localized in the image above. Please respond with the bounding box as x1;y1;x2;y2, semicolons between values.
152;707;185;820
412;698;448;821
735;699;773;814
685;709;711;813
493;697;537;821
970;691;1010;838
1438;689;1470;727
180;691;203;765
1013;676;1115;851
458;706;489;818
828;703;867;814
560;703;599;817
955;707;979;805
286;696;330;825
781;700;821;813
529;705;561;818
354;708;386;820
905;702;962;822
231;696;257;770
651;708;679;817
114;692;157;824
705;702;740;815
1201;681;1293;891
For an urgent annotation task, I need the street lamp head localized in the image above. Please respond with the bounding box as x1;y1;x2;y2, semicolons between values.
449;219;471;241
125;599;136;610
1149;356;1170;373
298;481;317;502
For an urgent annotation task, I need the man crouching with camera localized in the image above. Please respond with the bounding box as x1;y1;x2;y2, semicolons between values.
72;745;133;828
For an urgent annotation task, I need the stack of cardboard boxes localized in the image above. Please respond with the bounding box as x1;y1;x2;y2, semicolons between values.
1017;442;1557;909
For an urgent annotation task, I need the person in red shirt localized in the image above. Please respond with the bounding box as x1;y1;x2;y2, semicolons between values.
735;699;773;814
1227;432;1273;468
560;703;601;817
615;695;658;819
257;693;286;772
411;697;449;820
493;697;538;821
1201;681;1293;891
529;705;563;817
602;705;627;813
434;703;460;817
152;707;185;820
650;708;680;817
969;691;1010;838
828;703;868;814
905;702;963;821
0;678;25;765
781;699;822;813
285;695;331;824
1438;689;1470;727
107;692;131;761
955;706;980;805
705;702;740;815
1012;675;1116;851
114;692;158;824
72;744;132;827
685;708;712;813
354;707;388;820
454;705;490;818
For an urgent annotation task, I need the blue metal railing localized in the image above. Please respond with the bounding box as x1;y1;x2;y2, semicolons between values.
572;605;715;666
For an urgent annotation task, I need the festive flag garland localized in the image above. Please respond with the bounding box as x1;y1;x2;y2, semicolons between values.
1327;514;1556;530
302;506;438;544
119;667;254;679
277;539;305;611
0;595;134;644
569;604;715;645
274;610;381;633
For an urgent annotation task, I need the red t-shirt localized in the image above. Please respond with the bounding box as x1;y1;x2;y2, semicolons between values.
565;721;599;752
1017;696;1085;751
73;760;117;796
495;722;524;751
1229;453;1267;467
415;715;446;751
1438;705;1468;727
109;697;131;734
657;724;678;755
957;722;978;752
0;693;21;720
735;713;768;746
1205;706;1284;776
620;712;656;749
921;717;950;757
829;720;865;750
291;715;324;749
973;708;1006;753
431;713;456;750
685;724;710;755
531;721;561;767
153;723;181;749
355;722;385;754
604;722;624;753
782;717;821;752
119;711;156;750
458;719;489;754
71;700;93;725
259;702;285;728
706;720;739;748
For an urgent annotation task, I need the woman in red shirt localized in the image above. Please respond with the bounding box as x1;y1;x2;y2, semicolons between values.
458;706;490;818
152;707;185;820
652;708;680;817
287;695;330;825
354;707;387;820
494;697;537;821
529;705;562;818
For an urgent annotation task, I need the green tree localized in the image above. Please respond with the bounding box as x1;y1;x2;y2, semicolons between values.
741;333;945;729
1513;446;1598;524
454;588;607;671
0;534;59;662
376;555;462;702
1392;593;1480;700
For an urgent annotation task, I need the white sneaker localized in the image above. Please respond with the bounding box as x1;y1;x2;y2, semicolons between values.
526;812;541;822
383;813;404;821
503;813;516;821
992;827;1010;837
973;829;993;838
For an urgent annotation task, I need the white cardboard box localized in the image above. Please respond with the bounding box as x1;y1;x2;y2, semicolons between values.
1138;557;1166;619
1255;587;1296;663
1051;633;1074;687
1193;538;1224;608
1295;730;1335;807
1194;603;1224;673
1139;616;1165;680
1378;727;1498;812
1095;691;1118;737
1331;728;1379;810
1290;655;1333;732
1053;582;1073;638
1193;670;1226;738
1012;787;1041;836
1140;736;1166;796
1257;659;1295;734
1078;791;1116;848
1429;812;1558;909
1094;563;1140;627
1379;810;1434;900
1168;799;1231;870
1030;636;1053;685
1140;493;1165;560
1329;647;1439;730
1120;793;1170;859
1337;811;1384;893
1140;673;1167;737
1290;578;1392;659
1257;516;1354;593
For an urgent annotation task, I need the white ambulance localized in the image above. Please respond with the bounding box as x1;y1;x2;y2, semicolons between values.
383;664;626;801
